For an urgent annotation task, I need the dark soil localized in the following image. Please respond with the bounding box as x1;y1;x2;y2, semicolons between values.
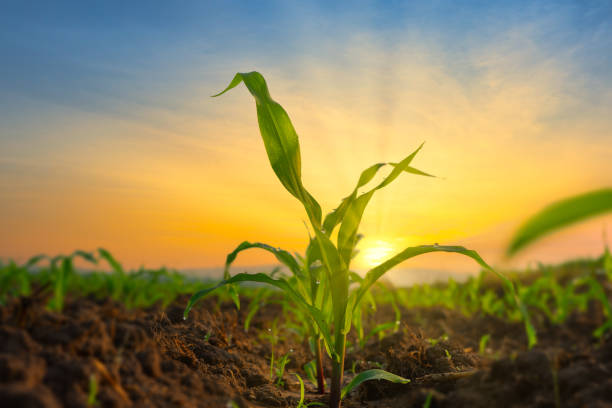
1;288;611;408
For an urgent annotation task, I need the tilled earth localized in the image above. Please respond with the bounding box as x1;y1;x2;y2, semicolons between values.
1;288;611;408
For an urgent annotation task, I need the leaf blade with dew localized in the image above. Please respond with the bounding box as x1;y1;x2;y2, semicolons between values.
341;369;410;399
350;244;537;347
213;72;321;225
506;188;612;257
183;272;335;358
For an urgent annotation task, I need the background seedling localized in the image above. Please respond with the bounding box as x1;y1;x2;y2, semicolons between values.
507;188;612;257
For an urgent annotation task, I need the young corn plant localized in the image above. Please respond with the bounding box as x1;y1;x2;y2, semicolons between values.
506;188;612;257
184;71;533;407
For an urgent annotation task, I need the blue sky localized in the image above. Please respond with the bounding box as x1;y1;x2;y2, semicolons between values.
2;1;611;116
2;1;612;280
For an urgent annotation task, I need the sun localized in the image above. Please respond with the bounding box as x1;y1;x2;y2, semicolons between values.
357;239;397;269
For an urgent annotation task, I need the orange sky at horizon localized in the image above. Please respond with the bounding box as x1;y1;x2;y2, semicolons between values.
2;7;612;283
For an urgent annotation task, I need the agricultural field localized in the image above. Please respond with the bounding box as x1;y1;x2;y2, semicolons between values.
1;250;612;407
2;70;612;408
3;2;612;407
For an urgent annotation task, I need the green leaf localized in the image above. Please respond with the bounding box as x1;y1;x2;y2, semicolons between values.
224;241;309;307
214;72;321;225
312;228;348;335
23;254;47;269
337;144;426;265
98;248;123;274
244;288;271;332
225;241;303;279
295;374;306;408
322;163;384;234
71;250;98;265
322;154;433;236
507;188;612;256
341;369;409;399
183;272;335;357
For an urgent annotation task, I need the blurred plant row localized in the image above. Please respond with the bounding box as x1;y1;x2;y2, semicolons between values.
2;247;611;363
0;248;217;310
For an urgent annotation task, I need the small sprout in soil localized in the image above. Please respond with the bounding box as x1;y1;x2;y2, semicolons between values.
422;391;433;408
87;374;99;407
273;352;291;386
296;373;306;408
226;400;240;408
479;333;491;355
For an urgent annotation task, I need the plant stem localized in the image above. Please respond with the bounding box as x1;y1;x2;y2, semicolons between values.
315;337;325;394
329;333;346;408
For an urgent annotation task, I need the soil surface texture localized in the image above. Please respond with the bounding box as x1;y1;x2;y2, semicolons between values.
1;289;611;408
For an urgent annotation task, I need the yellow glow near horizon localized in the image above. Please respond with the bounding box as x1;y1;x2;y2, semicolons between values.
357;239;396;269
1;27;611;278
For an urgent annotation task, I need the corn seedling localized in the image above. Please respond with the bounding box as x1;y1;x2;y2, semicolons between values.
273;352;291;387
296;373;306;408
87;374;99;406
478;334;491;355
423;392;433;408
507;188;612;256
176;71;531;407
1;249;211;312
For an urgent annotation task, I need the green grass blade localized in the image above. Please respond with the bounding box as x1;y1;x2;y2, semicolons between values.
507;188;612;256
295;374;306;408
72;250;98;265
98;248;124;274
23;254;47;269
365;321;397;343
49;257;72;312
224;241;309;307
244;288;271;332
341;369;409;399
213;72;322;225
225;241;303;278
183;272;335;357
352;244;537;347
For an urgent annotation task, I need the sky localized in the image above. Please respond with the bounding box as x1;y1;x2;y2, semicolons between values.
1;1;612;284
